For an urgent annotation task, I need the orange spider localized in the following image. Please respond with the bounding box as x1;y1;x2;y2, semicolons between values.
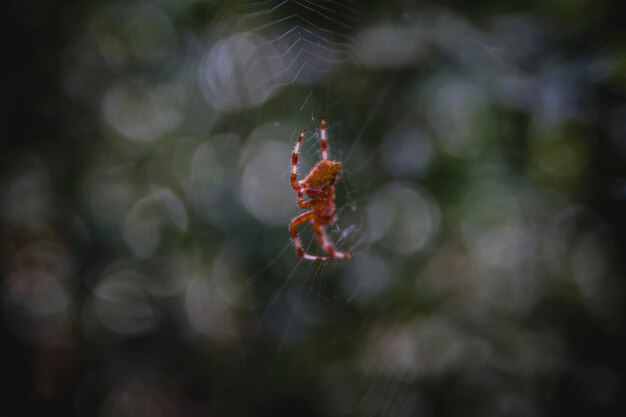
289;118;352;261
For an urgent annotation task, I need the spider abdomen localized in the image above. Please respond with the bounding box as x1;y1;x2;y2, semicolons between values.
302;160;342;189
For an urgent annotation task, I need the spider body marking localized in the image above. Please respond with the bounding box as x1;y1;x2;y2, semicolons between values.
289;118;352;262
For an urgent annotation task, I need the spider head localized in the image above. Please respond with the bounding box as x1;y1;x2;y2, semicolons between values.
303;160;342;189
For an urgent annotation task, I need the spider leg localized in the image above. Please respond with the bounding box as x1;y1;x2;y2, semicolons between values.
297;190;312;208
291;129;307;191
312;223;352;260
290;211;332;262
298;186;324;208
319;117;328;160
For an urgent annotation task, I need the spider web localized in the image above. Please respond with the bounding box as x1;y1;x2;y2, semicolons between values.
193;0;416;415
198;0;357;112
198;2;416;416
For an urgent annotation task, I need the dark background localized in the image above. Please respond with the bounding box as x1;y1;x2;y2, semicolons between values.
2;1;626;416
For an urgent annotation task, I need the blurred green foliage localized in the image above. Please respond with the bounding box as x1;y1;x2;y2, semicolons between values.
1;1;625;416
